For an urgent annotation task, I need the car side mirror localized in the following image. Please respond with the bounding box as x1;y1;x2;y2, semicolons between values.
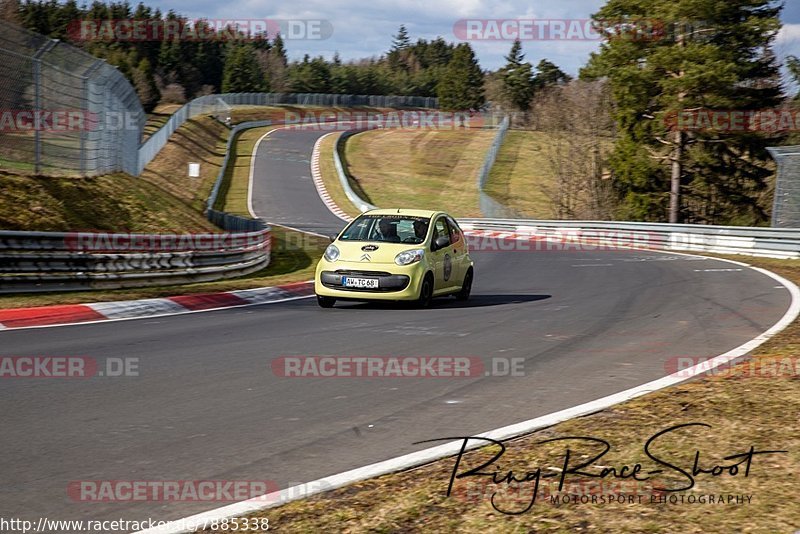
329;234;337;243
433;236;449;251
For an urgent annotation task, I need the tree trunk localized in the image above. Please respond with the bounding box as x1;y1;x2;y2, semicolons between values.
669;128;682;223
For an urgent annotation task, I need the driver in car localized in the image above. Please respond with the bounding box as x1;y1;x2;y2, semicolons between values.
413;220;428;242
377;219;401;242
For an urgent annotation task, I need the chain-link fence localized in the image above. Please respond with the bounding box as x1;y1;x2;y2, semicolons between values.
475;115;518;218
767;146;800;228
0;20;144;176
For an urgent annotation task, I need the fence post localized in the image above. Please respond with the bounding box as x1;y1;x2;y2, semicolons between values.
31;39;57;175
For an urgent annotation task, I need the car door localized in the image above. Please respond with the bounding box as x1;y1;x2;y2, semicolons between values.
446;216;467;286
430;216;455;293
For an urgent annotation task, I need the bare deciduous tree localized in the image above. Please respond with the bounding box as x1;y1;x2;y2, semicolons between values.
529;79;616;219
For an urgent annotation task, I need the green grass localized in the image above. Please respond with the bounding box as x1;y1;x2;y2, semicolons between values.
202;254;800;534
344;129;496;217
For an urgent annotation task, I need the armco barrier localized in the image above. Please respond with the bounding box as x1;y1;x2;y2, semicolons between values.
333;130;377;213
0;227;270;293
457;218;800;259
206;119;273;215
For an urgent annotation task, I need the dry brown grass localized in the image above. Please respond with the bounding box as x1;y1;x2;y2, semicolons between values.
344;129;495;217
139;115;228;213
204;256;800;534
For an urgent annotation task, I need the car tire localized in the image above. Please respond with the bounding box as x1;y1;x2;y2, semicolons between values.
317;295;336;308
455;268;473;301
417;274;434;308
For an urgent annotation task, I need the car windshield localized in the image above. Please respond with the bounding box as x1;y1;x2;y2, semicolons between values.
339;214;430;244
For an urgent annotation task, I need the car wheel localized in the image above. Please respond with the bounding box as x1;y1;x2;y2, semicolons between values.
317;295;336;308
455;268;473;301
417;274;434;308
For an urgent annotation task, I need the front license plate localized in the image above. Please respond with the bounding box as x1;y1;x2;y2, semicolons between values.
343;276;379;289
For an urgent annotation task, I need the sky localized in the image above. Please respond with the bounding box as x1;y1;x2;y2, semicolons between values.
146;0;800;80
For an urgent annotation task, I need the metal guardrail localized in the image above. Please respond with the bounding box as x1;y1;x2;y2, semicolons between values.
333;130;377;213
457;218;800;259
206;119;273;215
0;228;271;293
767;146;800;228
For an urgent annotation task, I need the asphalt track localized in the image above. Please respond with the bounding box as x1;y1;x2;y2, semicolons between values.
0;126;793;527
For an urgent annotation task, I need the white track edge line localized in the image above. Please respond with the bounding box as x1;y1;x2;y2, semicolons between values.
135;256;800;534
309;132;355;222
247;128;280;219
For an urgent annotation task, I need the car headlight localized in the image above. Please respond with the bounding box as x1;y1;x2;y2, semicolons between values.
395;248;424;266
324;244;340;262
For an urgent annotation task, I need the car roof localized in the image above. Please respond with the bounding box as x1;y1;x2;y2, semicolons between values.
362;208;443;218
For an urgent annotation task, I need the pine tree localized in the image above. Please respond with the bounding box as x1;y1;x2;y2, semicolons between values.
222;44;268;93
437;43;485;110
288;56;331;93
582;0;784;225
272;33;288;67
533;59;571;90
499;40;534;110
391;24;411;51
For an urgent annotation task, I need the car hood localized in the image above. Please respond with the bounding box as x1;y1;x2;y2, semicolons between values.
333;240;424;264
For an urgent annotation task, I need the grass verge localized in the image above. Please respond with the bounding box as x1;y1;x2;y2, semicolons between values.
139;115;229;213
483;130;557;218
0;171;216;233
143;104;183;139
204;255;800;534
344;129;495;217
216;126;275;216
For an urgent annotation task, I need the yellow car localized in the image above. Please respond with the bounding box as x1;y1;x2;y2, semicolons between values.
315;209;474;308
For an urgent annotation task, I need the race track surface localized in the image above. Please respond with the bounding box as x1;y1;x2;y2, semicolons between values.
0;126;791;526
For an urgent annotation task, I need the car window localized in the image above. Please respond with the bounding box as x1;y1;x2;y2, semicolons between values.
340;214;429;243
432;217;451;249
446;217;462;244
